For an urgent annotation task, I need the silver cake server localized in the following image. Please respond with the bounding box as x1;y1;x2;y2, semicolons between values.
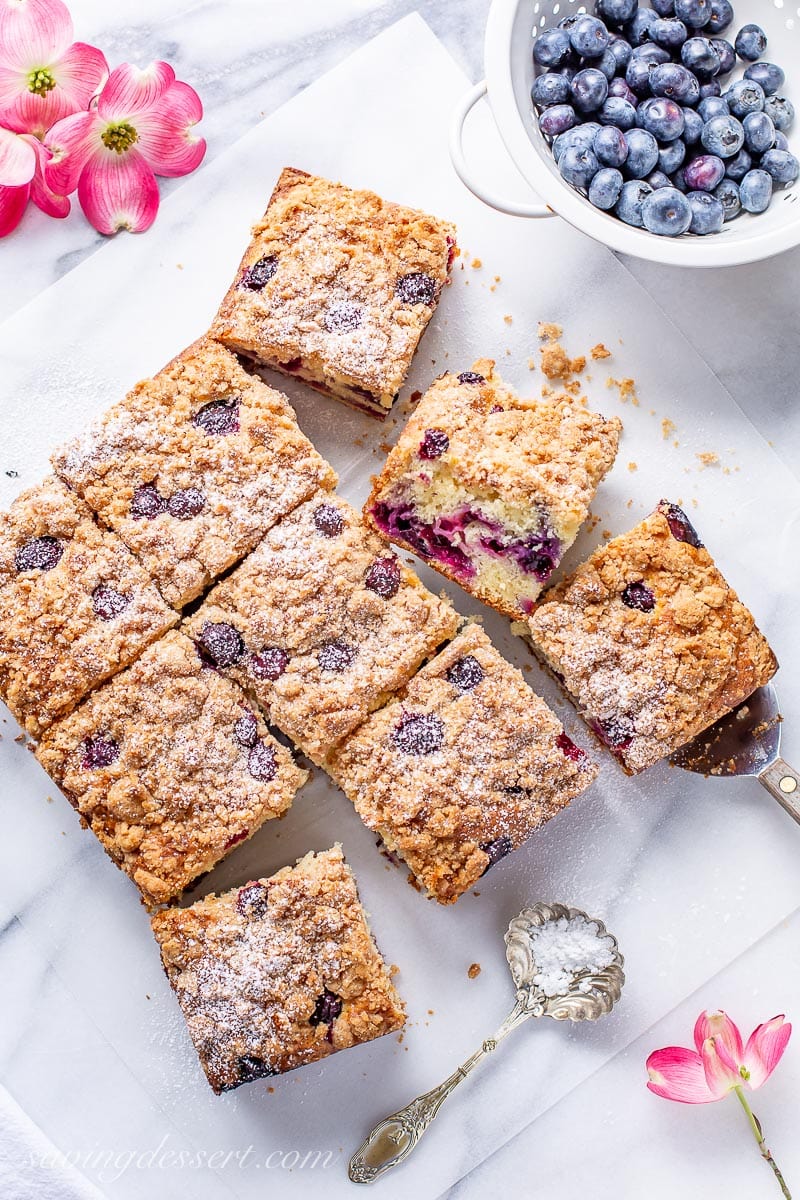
671;684;800;824
348;901;625;1184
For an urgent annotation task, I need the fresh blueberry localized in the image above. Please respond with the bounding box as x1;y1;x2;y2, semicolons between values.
608;78;638;105
681;37;720;80
533;27;574;69
683;153;725;190
743;111;776;155
248;741;277;782
92;584;129;621
80;734;120;769
595;0;637;25
199;621;245;668
193;398;240;437
236;883;270;919
571;68;608;113
651;17;688;50
480;836;513;869
419;428;450;459
599;97;637;130
365;557;401;599
706;0;733;33
630;41;671;63
734;23;767;61
764;96;795;133
739;168;773;213
553;122;600;161
725;79;765;119
724;148;753;180
318;641;357;672
698;95;729;121
313;503;344;537
588;47;619;81
639;97;685;141
658;138;686;174
242;255;277;290
708;37;735;74
682;106;704;143
558;12;582;31
14;535;63;572
698;80;722;100
447;655;485;691
589;166;624;209
713;177;742;220
701;114;744;157
531;72;571;109
569;14;611;57
686;189;725;233
624;128;660;177
250;646;290;681
651;0;676;15
167;488;205;520
234;712;259;747
594;124;628;167
759;149;800;185
650;63;699;105
539;104;577;138
658;500;704;546
309;989;342;1037
672;167;688;191
395;273;436;305
646;169;673;190
615;179;653;225
392;712;445;756
130;483;166;520
621;581;656;611
558;144;601;188
773;131;790;151
626;48;669;97
674;0;712;28
625;8;658;45
641;186;693;235
606;33;632;71
743;62;784;98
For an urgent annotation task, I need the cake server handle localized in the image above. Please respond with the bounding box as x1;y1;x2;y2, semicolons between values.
348;1000;530;1184
759;756;800;825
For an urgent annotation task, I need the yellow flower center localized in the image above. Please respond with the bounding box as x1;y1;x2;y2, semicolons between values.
739;1066;750;1081
27;67;56;96
101;122;139;154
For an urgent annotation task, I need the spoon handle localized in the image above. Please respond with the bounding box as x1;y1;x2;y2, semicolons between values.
348;1001;529;1184
759;756;800;824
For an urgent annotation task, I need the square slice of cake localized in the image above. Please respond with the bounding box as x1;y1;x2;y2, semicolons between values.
525;501;778;774
210;167;457;418
0;476;177;737
51;337;336;608
183;493;459;764
150;845;405;1093
366;361;622;619
36;631;307;905
327;625;598;904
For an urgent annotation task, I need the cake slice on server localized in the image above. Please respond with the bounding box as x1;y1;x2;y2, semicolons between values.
365;360;622;618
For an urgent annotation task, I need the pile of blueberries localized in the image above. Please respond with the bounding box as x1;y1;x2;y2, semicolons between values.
531;0;798;236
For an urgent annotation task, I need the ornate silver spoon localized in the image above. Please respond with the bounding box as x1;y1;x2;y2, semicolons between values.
349;901;625;1185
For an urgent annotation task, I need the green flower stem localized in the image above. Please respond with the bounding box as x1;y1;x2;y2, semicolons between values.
734;1086;792;1200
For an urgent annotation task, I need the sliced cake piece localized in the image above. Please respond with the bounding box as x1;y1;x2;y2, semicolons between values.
327;625;598;904
366;360;622;618
151;845;405;1093
182;493;459;764
525;501;778;774
211;167;457;418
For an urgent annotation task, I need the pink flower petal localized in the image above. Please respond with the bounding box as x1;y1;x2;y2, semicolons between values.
743;1017;792;1090
23;134;68;216
0;125;35;186
0;64;26;115
153;78;203;127
700;1035;740;1098
52;41;107;110
78;146;159;234
0;0;73;70
0;180;30;235
646;1046;719;1104
97;61;175;121
134;91;206;177
44;109;100;195
693;1011;744;1061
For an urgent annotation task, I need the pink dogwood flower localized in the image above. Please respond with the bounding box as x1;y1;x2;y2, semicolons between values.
0;0;107;138
44;60;205;234
647;1010;792;1198
0;123;68;235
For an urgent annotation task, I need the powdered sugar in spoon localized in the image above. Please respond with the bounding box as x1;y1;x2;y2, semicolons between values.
348;902;625;1184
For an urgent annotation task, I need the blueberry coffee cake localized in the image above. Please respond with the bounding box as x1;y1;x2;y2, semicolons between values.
183;492;459;764
36;631;307;905
211;167;457;418
52;337;336;608
327;625;598;904
0;476;177;737
366;360;622;618
525;501;778;774
150;845;405;1093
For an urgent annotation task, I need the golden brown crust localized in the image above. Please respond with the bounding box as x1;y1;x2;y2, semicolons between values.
0;476;177;736
151;845;405;1093
36;631;308;905
51;337;336;608
526;504;778;773
327;625;598;904
211;168;457;413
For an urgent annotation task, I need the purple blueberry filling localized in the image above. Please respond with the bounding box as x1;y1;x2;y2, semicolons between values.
364;557;401;599
192;398;240;436
447;655;484;692
250;646;290;681
130;483;166;520
317;641;357;672
313;503;344;538
457;371;485;385
236;882;270;919
419;428;449;460
235;1055;277;1083
395;272;436;306
242;255;278;290
248;741;277;782
622;581;656;612
658;500;704;548
199;621;245;668
556;731;586;763
309;988;342;1042
234;712;259;747
323;299;362;333
14;535;64;573
167;488;205;520
80;734;119;769
590;717;634;758
392;712;445;756
92;584;130;621
480;835;512;871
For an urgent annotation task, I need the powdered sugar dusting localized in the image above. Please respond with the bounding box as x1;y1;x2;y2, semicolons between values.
528;914;615;997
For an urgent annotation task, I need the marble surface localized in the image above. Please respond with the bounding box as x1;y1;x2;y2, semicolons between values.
1;5;799;1200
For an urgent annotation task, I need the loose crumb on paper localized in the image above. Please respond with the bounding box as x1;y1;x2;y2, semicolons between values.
503;314;513;325
538;321;563;342
607;376;638;405
541;343;586;381
591;343;611;360
471;257;482;269
467;963;481;979
661;417;677;441
696;452;720;469
628;461;638;472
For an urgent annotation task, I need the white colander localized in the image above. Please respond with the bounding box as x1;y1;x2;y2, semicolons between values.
450;0;800;265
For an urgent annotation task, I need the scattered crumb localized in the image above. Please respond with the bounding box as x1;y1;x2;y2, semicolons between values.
379;441;393;454
409;390;422;404
541;343;585;380
389;963;400;976
471;257;482;269
661;417;677;440
494;275;501;283
503;314;513;325
538;321;563;342
691;497;699;507
627;461;638;472
626;498;634;508
353;436;364;448
14;733;25;744
176;263;183;270
696;452;719;469
602;529;613;540
527;357;536;370
591;343;611;360
489;285;497;293
467;963;481;979
397;1033;404;1044
607;376;638;405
